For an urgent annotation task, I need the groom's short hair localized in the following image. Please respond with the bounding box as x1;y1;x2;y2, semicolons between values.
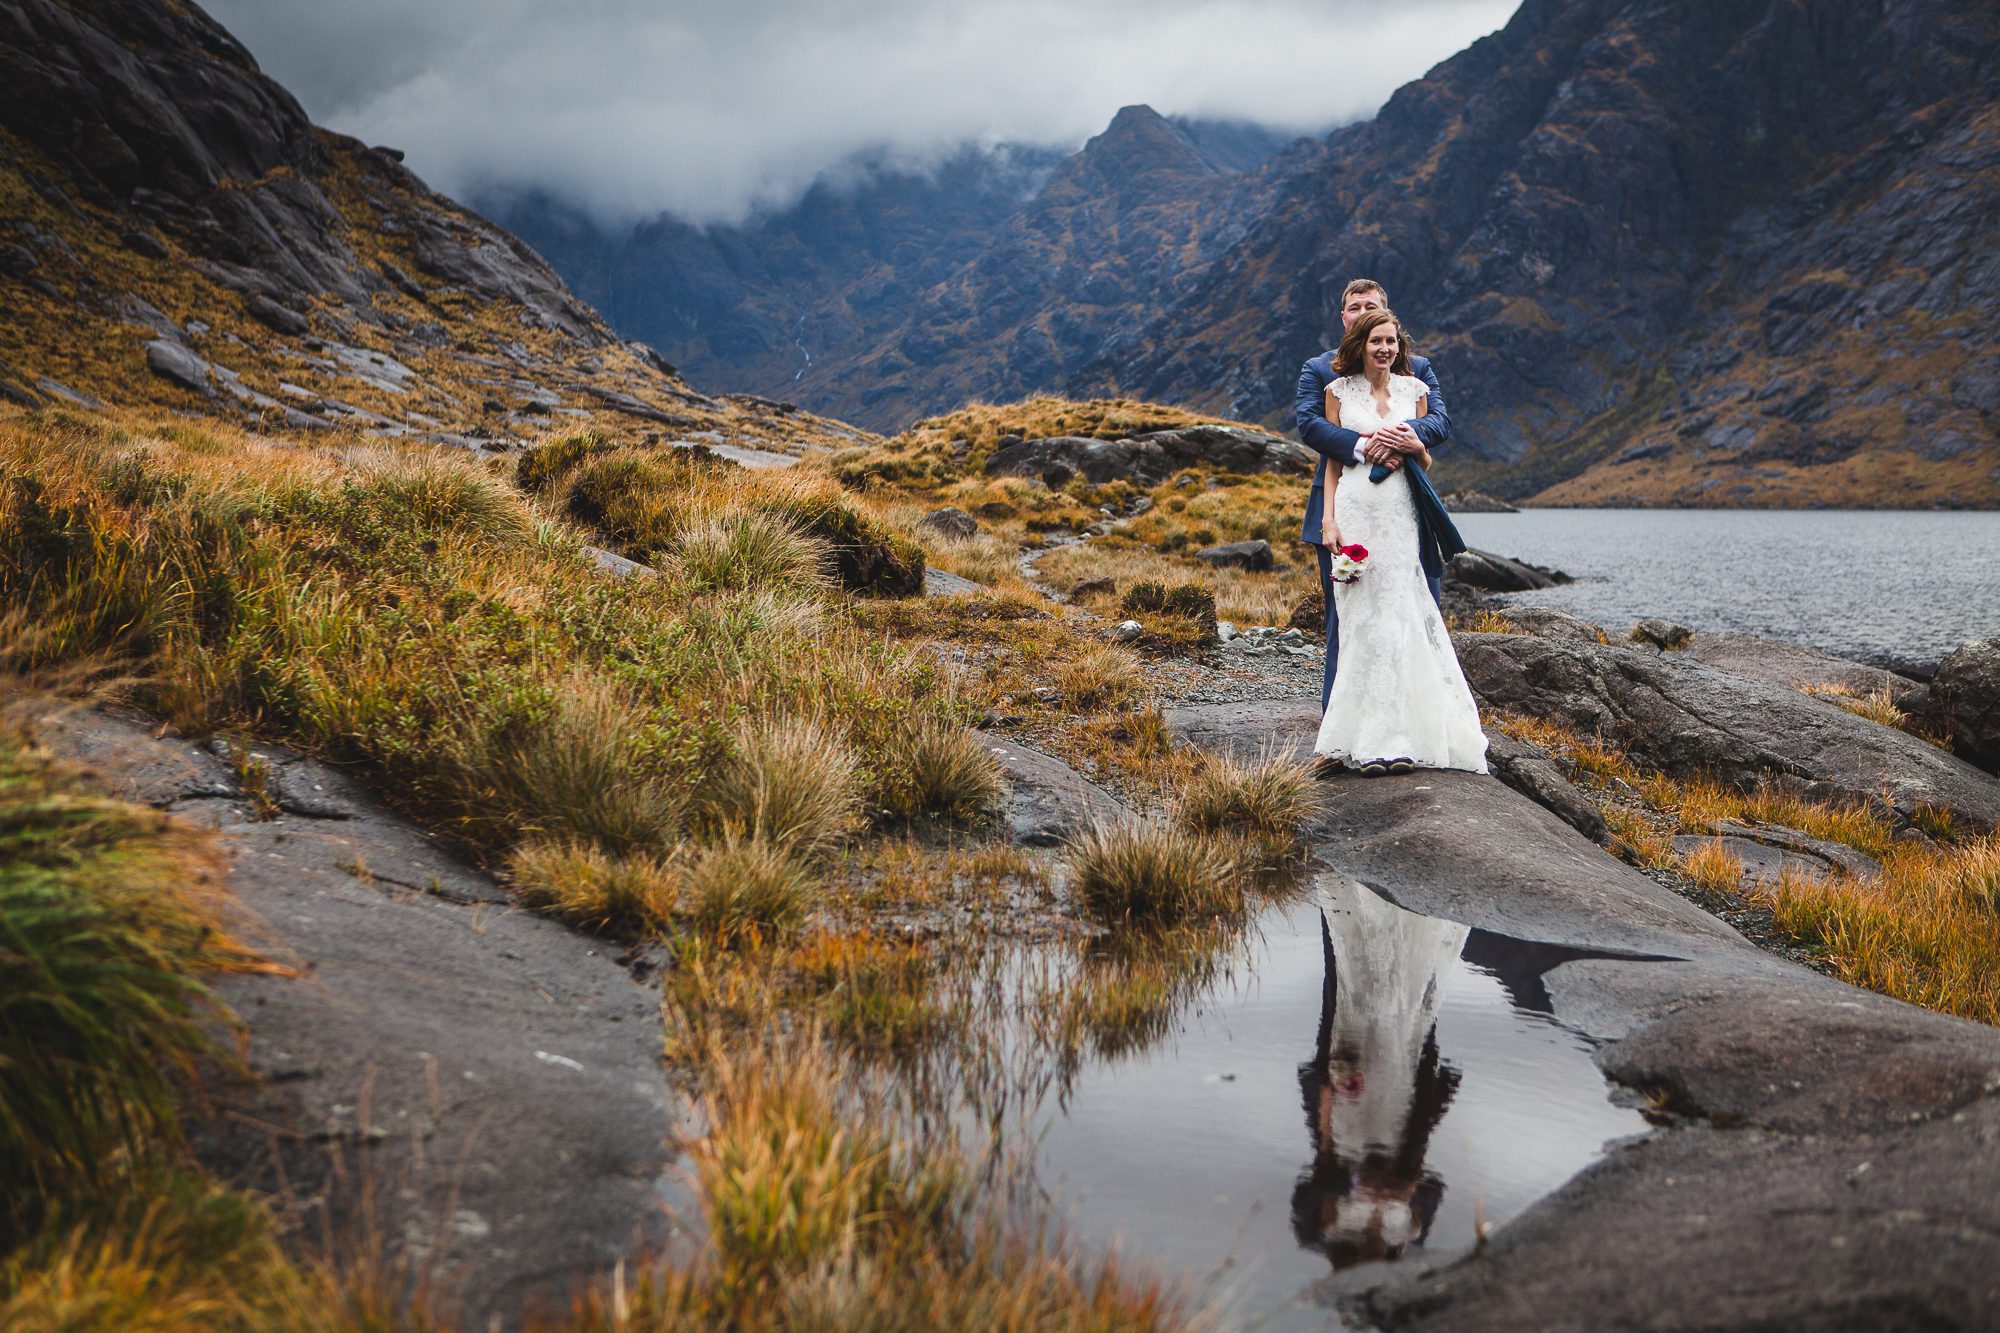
1343;278;1388;305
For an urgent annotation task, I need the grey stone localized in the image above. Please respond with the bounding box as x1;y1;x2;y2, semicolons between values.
1109;619;1143;641
1628;617;1694;649
1680;632;1929;710
1928;638;2000;773
916;506;979;540
978;732;1127;848
1486;732;1610;844
922;567;986;597
1193;539;1274;571
144;338;214;396
1448;548;1568;592
1492;605;1606;642
1438;489;1520;512
246;292;309;336
1453;632;2000;832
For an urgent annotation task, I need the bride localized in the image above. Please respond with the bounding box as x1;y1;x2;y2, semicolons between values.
1311;310;1487;778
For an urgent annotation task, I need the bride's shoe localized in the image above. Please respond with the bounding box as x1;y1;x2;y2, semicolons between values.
1355;758;1391;778
1385;757;1416;775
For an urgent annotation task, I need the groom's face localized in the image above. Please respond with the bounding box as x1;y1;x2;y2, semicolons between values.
1341;289;1387;331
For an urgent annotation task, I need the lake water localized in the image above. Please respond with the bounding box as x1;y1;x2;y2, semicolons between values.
1451;509;2000;665
1031;878;1652;1331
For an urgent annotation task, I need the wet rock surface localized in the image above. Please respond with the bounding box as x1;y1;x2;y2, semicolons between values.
1166;699;2000;1332
33;709;681;1327
1455;631;2000;832
979;731;1129;847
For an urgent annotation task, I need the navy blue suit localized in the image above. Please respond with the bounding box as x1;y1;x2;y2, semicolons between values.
1294;352;1453;710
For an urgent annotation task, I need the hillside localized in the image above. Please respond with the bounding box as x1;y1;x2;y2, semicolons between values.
0;0;869;456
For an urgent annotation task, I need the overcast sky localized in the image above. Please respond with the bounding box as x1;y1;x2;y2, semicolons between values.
206;0;1520;226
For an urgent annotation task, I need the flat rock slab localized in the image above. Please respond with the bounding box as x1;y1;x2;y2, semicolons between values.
977;732;1130;847
35;710;682;1326
1680;631;1928;708
1165;697;2000;1331
1456;631;2000;832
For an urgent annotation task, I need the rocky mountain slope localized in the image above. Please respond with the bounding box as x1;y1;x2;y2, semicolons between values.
0;0;866;455
1087;0;2000;506
497;110;1291;435
500;0;1997;507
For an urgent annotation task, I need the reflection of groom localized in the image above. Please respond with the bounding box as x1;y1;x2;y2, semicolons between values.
1294;278;1452;710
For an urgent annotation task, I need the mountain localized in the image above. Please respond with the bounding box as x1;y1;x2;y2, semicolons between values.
0;0;863;454
1085;0;2000;505
499;0;1998;507
493;111;1293;433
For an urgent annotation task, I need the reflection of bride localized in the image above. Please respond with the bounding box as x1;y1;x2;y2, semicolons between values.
1292;882;1468;1268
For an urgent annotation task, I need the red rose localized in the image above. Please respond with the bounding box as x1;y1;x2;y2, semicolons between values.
1340;543;1368;560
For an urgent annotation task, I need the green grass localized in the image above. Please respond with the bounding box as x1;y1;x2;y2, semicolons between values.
0;725;235;1237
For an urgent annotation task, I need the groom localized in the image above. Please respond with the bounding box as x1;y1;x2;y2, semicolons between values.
1294;278;1452;710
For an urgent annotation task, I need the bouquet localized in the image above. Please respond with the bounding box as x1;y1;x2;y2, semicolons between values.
1329;543;1369;583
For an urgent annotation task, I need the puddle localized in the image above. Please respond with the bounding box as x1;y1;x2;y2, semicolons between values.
1026;876;1653;1330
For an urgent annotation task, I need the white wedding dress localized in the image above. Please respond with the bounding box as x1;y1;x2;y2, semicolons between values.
1312;373;1488;773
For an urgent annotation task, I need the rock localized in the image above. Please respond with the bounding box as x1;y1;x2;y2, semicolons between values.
1289;590;1325;638
1070;577;1116;600
1629;617;1694;650
582;544;649;581
916;506;979;540
245;292;308;335
1454;632;2000;832
1449;548;1569;591
1216;621;1237;642
977;732;1127;848
144;338;213;396
1109;619;1143;642
1440;489;1520;513
922;567;986;597
1680;632;1928;710
1679;821;1882;881
1492;605;1606;643
0;242;39;278
1928;638;2000;773
1485;732;1610;844
120;229;169;259
1193;538;1274;572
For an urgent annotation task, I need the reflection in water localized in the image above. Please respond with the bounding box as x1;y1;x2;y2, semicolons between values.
1293;887;1466;1267
1026;879;1659;1330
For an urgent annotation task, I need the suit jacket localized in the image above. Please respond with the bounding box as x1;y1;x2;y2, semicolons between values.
1293;352;1465;577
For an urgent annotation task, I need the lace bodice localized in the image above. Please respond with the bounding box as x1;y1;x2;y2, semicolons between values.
1329;373;1423;433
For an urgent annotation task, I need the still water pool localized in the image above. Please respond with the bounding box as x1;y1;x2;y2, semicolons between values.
1029;878;1654;1331
1452;509;2000;664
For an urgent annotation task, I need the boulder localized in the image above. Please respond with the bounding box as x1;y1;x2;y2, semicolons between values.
1454;632;2000;832
1070;577;1116;600
144;338;213;396
916;506;979;540
245;292;308;335
1629;617;1694;650
1929;638;2000;773
1449;547;1569;591
1485;733;1610;844
1288;590;1325;638
1193;539;1274;572
1679;632;1929;711
1492;605;1606;643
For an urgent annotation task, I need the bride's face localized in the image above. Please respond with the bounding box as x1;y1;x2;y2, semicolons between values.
1366;324;1400;372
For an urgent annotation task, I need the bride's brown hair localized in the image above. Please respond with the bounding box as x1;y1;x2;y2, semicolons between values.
1333;309;1415;377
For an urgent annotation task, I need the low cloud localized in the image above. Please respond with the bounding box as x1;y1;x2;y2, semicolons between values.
208;0;1520;225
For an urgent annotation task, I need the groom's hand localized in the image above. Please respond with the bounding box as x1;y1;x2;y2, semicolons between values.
1362;438;1403;469
1378;422;1424;453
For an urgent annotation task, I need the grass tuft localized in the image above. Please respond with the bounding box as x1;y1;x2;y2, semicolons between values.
684;838;815;944
1171;750;1317;864
873;718;1004;824
1680;838;1747;894
351;446;534;547
1055;645;1144;711
507;839;679;935
697;718;863;855
1065;821;1241;930
670;512;830;595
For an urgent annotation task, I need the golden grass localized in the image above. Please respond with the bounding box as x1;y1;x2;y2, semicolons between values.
1800;682;1910;730
683;838;816;945
1171;750;1318;865
1055;644;1146;711
1680;838;1747;894
506;839;679;935
696;717;863;856
1064;821;1242;930
872;716;1005;824
1765;836;2000;1024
